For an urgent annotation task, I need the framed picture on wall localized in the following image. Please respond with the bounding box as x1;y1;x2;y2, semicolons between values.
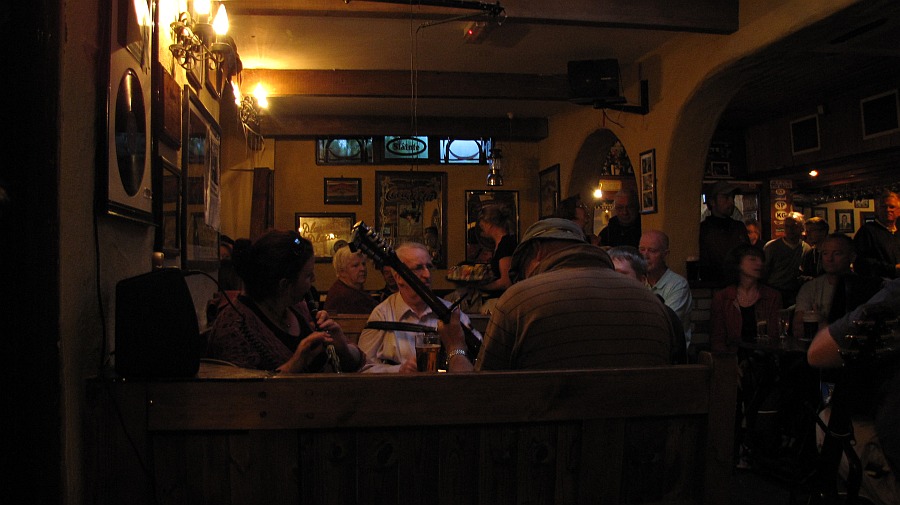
835;209;855;233
324;177;362;205
639;149;657;214
465;190;519;263
812;207;827;220
705;161;731;178
538;164;560;219
853;199;870;208
375;171;447;268
861;212;876;225
295;213;356;263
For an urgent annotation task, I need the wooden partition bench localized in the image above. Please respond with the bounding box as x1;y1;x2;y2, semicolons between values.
330;313;370;344
85;352;737;505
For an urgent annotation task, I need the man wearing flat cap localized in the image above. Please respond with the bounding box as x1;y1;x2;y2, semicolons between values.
699;181;750;286
439;218;673;371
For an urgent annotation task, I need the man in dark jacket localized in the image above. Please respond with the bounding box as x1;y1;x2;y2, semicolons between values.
699;181;749;286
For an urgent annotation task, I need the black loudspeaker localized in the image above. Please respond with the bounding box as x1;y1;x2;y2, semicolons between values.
115;269;202;377
567;59;626;106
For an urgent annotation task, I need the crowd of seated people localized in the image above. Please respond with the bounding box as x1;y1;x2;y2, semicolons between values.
198;186;899;502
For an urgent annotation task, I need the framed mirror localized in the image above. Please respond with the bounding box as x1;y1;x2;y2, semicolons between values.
182;85;221;270
154;155;182;259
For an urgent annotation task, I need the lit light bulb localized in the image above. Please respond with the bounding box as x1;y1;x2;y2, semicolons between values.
253;83;268;108
593;184;603;199
232;79;241;105
212;4;229;35
808;170;819;177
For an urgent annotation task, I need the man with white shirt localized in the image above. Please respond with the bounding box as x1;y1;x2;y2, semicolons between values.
640;229;693;351
358;242;480;373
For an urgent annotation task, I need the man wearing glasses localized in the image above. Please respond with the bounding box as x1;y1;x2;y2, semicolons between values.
358;242;481;373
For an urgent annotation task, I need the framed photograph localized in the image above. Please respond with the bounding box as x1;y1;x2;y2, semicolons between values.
706;161;731;178
182;85;221;269
861;89;899;140
639;149;658;214
538;164;560;219
835;209;855;234
465;190;519;263
324;177;362;205
155;62;182;148
812;207;827;220
155;156;182;259
790;114;820;155
375;171;448;268
853;199;870;209
861;212;876;225
99;0;156;225
295;213;356;263
118;0;151;73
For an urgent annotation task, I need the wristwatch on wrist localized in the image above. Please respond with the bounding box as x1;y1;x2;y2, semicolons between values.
446;348;468;360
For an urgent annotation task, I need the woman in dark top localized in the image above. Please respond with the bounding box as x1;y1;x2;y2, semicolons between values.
206;230;365;373
710;244;782;352
477;205;516;298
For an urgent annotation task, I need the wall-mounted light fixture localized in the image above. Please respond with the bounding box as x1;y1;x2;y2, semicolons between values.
592;182;603;199
169;2;238;76
233;80;268;151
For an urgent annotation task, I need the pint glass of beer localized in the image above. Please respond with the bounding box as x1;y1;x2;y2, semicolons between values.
801;310;819;341
415;332;441;372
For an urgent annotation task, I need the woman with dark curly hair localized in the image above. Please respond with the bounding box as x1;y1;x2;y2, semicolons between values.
206;230;365;373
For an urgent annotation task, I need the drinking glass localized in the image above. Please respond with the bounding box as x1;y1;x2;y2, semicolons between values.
756;319;769;344
801;310;819;342
415;332;441;373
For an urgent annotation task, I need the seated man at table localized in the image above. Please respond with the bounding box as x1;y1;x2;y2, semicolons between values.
324;245;378;315
608;245;687;364
439;218;673;371
793;233;884;338
640;229;693;351
358;242;481;373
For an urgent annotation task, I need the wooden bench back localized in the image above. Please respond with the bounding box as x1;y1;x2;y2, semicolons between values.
86;352;737;505
331;313;369;344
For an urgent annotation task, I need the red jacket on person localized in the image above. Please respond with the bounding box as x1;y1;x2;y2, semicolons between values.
710;284;782;352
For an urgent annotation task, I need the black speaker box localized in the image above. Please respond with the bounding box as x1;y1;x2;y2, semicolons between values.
567;59;626;106
115;268;202;377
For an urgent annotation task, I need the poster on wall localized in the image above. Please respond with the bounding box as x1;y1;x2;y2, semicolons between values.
769;179;793;239
375;171;448;268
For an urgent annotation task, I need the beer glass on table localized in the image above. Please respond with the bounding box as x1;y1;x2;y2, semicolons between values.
415;332;441;372
801;310;819;342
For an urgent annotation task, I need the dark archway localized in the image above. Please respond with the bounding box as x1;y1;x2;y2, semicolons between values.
568;128;639;233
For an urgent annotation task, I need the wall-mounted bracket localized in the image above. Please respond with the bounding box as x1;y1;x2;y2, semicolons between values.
595;80;650;115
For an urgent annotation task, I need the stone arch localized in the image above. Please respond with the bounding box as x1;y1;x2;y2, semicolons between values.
568;128;639;204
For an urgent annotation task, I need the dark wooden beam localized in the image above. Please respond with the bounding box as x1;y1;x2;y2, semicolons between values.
241;69;569;101
232;0;738;34
261;114;549;140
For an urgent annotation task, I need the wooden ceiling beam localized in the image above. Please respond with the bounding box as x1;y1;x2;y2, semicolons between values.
242;69;570;101
232;0;738;34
